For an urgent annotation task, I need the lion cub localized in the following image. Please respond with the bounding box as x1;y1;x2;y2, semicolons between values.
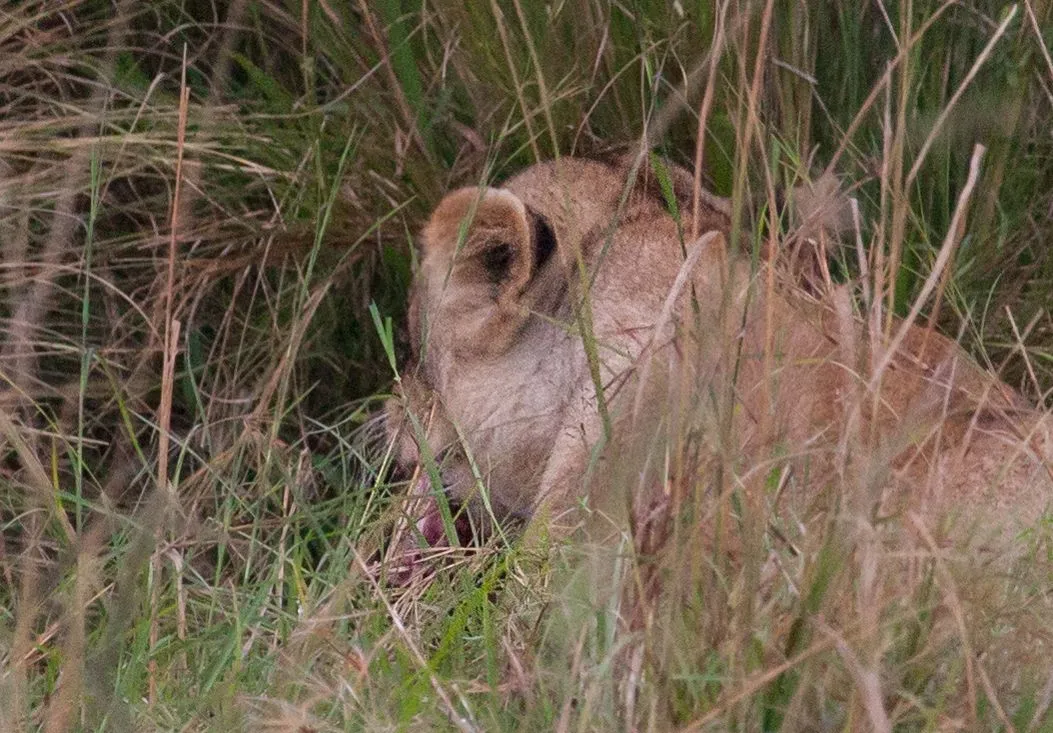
385;155;1051;565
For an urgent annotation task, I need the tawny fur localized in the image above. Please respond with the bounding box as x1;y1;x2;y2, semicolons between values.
387;156;1051;549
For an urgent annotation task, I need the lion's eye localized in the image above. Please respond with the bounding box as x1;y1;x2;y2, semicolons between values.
531;213;556;270
482;242;514;284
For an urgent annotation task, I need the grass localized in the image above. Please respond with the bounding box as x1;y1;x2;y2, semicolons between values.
1;0;1053;730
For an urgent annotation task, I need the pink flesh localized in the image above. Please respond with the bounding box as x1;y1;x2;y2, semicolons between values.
389;474;476;584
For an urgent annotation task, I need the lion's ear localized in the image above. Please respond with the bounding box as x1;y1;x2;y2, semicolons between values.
421;187;538;299
419;187;557;355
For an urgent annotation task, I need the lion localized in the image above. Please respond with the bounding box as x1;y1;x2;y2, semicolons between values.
384;154;1052;571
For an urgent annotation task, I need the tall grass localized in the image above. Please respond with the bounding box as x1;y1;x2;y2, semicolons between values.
1;0;1052;730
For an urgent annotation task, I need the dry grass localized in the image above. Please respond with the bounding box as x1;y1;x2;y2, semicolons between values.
1;0;1052;730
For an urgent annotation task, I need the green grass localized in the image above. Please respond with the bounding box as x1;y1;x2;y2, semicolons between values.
2;0;1053;730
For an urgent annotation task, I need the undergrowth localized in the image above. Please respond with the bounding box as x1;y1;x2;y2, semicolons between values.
1;1;1052;730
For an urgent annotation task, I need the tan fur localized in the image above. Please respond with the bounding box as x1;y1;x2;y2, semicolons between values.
388;156;1052;547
